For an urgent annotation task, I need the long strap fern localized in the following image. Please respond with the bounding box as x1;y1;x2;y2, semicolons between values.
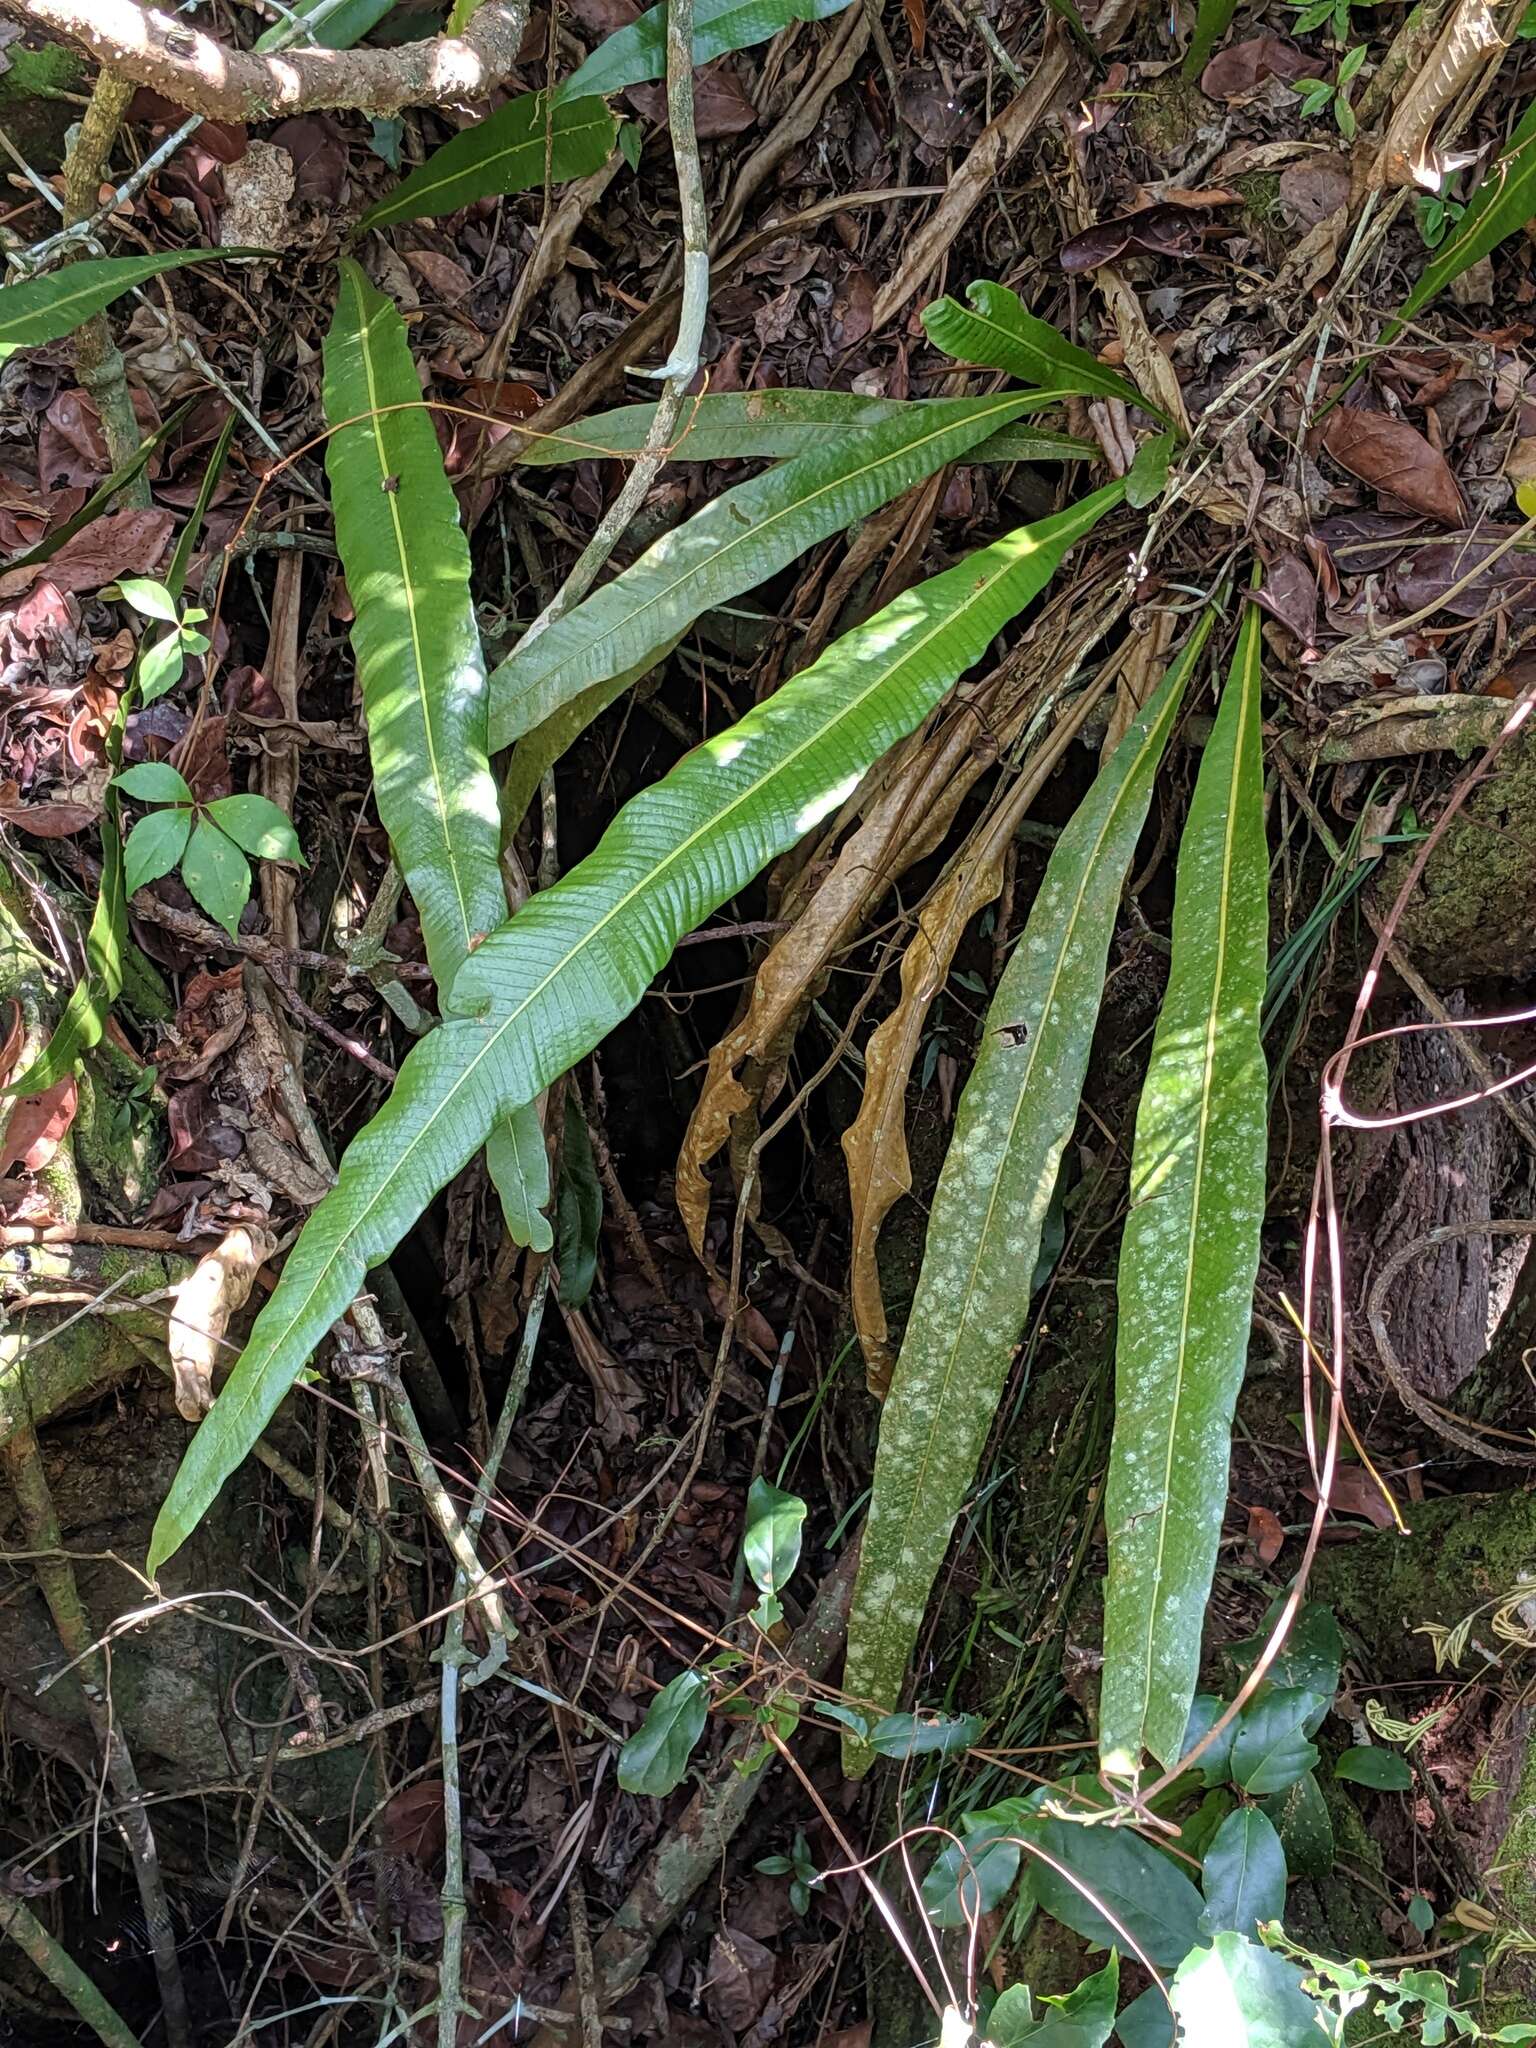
1099;601;1269;1778
148;483;1124;1572
323;261;549;1250
486;391;1045;750
843;616;1210;1766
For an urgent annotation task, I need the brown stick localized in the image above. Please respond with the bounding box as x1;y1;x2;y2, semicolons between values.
3;0;529;121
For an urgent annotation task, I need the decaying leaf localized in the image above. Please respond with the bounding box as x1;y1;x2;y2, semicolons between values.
1320;408;1465;526
167;1225;277;1420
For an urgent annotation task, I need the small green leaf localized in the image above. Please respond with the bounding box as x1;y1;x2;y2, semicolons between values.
1333;1745;1411;1791
1338;40;1367;80
357;95;617;233
618;121;643;172
1101;599;1268;1775
743;1479;807;1599
114;761;193;805
921;1797;1034;1927
617;1671;709;1796
1125;431;1175;509
1231;1602;1341;1727
181;818;251;939
123;807;191;898
205;794;303;864
112;576;179;622
1263;1771;1334;1879
1229;1689;1321;1796
1199;1808;1287;1940
137;633;186;706
555;1092;602;1308
990;1955;1119;2047
922;279;1151;415
558;0;856;100
1408;1894;1436;1934
0;250;255;353
868;1710;982;1759
1169;1932;1326;2046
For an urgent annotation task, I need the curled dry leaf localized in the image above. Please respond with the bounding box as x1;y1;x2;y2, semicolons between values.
1059;204;1204;274
1372;0;1502;192
0;1074;78;1175
167;1224;277;1420
1320;408;1465;526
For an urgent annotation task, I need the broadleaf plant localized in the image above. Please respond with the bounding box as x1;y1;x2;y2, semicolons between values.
148;484;1124;1572
1099;597;1268;1777
115;763;303;940
0;249;257;357
922;279;1155;419
843;615;1210;1759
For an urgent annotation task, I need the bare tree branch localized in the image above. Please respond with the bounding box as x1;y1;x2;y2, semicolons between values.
1;0;530;121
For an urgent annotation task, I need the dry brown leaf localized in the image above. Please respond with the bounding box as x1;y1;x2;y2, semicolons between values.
166;1223;276;1420
0;1074;78;1175
1372;0;1502;191
1321;408;1465;525
1095;266;1190;434
676;700;1005;1254
561;1303;642;1445
0;508;174;600
1242;1502;1286;1567
1200;33;1311;100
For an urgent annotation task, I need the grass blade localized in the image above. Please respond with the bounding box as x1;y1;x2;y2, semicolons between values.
843;617;1209;1760
487;392;1041;749
148;486;1123;1573
1099;601;1268;1777
323;259;548;1248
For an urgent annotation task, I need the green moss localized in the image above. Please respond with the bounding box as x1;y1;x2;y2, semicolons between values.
1127;73;1214;161
0;39;86;173
1313;1490;1536;1658
1378;731;1536;980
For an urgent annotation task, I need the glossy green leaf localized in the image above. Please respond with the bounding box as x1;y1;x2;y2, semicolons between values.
123;808;191;898
845;615;1207;1749
922;280;1151;415
1263;1771;1333;1879
1393;100;1536;335
616;1670;709;1796
0;251;255;354
1184;0;1239;77
1115;1987;1173;2048
921;1796;1034;1928
487;391;1046;749
1169;1932;1325;2046
1229;1690;1321;1797
868;1710;983;1759
112;576;179;623
1180;1696;1237;1788
1100;601;1268;1776
515;389;1096;468
555;1091;602;1308
1333;1745;1411;1791
990;1955;1119;2048
743;1478;806;1597
148;490;1120;1572
1231;1601;1341;1733
205;794;303;864
357;95;617;233
182;818;251;939
1025;1815;1204;1969
114;761;193;805
323;258;550;1255
1199;1808;1286;1940
559;0;855;100
499;642;684;832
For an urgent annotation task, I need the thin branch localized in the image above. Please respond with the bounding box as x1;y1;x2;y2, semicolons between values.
1;0;530;121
